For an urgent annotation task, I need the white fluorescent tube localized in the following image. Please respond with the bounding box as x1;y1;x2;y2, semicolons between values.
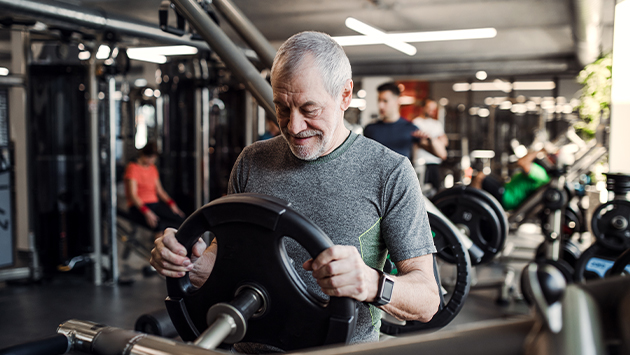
453;81;556;92
126;45;199;57
334;27;497;46
512;81;556;90
127;53;167;64
345;17;417;56
96;45;111;60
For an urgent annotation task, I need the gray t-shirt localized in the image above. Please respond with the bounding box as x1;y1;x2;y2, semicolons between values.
228;132;436;345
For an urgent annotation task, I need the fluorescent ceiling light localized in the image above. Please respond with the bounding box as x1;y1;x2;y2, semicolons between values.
334;24;496;47
470;150;495;159
452;83;471;92
399;96;416;105
134;79;148;87
453;80;556;92
349;98;367;110
96;45;111;60
127;52;167;64
126;45;198;57
344;17;417;56
0;67;8;76
126;45;198;64
512;81;556;90
78;51;91;60
477;108;490;117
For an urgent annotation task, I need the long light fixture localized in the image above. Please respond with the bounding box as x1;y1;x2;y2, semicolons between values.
126;45;199;64
96;45;111;60
0;67;9;76
453;81;556;92
344;17;417;56
334;17;497;56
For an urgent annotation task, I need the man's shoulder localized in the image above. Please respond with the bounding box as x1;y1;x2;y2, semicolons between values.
242;136;286;156
398;118;418;129
125;161;140;172
353;135;408;165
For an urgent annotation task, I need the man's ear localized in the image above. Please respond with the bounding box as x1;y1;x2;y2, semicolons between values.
339;79;353;111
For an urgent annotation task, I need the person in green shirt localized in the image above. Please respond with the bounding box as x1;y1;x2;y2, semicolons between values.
470;149;551;211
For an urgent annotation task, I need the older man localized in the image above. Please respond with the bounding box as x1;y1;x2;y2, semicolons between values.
151;31;439;348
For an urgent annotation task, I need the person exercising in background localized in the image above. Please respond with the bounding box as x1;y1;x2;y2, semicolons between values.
150;31;440;350
470;149;551;211
124;141;185;232
363;82;418;160
412;99;449;192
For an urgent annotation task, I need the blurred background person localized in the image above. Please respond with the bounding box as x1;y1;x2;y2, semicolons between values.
363;82;419;160
413;98;449;193
124;141;186;233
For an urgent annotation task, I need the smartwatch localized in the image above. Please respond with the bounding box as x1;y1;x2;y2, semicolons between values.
369;268;394;307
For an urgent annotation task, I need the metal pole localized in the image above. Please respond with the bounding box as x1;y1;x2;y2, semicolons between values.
88;57;102;285
212;0;276;69
202;87;210;205
108;76;118;283
193;314;235;350
171;0;276;120
195;88;203;209
244;91;254;146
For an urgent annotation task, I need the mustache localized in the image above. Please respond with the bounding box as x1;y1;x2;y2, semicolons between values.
282;128;323;138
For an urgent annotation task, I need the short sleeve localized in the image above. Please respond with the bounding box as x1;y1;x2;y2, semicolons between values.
124;163;138;181
527;163;551;185
149;165;160;181
380;158;436;262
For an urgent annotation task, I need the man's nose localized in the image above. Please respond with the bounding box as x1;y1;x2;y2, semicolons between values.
287;112;307;134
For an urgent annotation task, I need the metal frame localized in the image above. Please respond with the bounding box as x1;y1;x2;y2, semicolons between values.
212;0;276;70
171;0;275;120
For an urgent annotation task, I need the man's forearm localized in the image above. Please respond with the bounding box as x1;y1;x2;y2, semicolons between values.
374;255;440;322
419;138;447;161
379;269;440;322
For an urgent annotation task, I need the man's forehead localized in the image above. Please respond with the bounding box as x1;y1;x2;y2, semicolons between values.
378;91;397;99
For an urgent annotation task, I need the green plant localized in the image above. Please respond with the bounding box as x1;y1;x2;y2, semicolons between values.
575;52;612;139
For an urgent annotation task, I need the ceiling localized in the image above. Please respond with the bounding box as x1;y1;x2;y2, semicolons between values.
2;0;617;79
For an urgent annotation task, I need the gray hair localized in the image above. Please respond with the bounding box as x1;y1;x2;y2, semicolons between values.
271;31;352;100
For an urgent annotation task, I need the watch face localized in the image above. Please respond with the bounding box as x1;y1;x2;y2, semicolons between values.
382;278;395;301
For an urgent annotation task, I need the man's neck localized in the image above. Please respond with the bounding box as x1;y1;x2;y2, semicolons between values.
382;115;400;123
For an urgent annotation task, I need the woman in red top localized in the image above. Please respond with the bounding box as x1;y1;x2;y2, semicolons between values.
124;141;185;231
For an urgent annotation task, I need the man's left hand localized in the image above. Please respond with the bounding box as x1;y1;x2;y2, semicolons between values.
412;130;430;139
303;245;379;302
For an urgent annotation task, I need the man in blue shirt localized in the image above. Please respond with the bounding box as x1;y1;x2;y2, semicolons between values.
363;82;419;160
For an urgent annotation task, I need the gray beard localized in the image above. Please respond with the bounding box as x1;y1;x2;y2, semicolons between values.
281;128;329;161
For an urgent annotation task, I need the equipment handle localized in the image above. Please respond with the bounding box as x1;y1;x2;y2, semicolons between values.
0;335;70;355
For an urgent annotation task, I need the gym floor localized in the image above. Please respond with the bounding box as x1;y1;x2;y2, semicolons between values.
0;226;540;350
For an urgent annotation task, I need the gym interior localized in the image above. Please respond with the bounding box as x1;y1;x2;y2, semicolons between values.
1;0;629;354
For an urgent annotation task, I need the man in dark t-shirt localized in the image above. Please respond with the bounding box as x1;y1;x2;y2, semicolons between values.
363;82;419;159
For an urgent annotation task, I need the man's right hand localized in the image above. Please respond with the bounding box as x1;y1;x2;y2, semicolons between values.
150;228;216;287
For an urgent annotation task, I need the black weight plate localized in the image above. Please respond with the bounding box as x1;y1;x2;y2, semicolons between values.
380;211;471;334
609;248;630;276
563;207;581;238
464;186;509;241
433;186;506;265
591;200;630;252
535;240;582;270
573;243;624;283
165;193;356;351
